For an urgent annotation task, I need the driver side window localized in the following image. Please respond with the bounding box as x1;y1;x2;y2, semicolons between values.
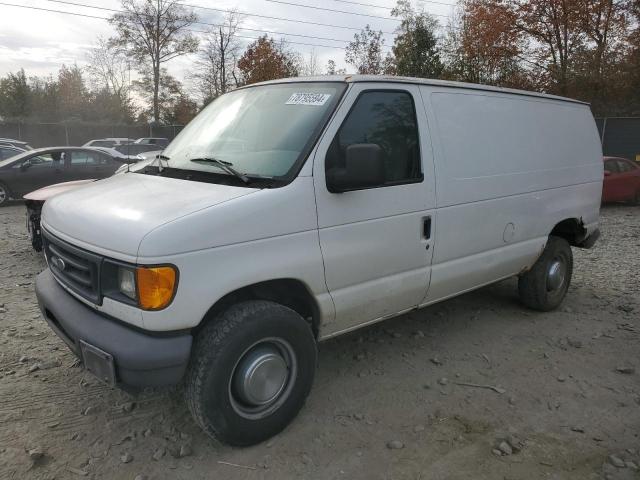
325;90;422;189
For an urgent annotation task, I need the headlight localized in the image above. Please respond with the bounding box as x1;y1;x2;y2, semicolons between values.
118;267;137;299
103;262;178;310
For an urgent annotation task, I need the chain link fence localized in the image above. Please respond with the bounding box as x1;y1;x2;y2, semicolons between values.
595;117;640;162
2;118;638;162
0;121;184;148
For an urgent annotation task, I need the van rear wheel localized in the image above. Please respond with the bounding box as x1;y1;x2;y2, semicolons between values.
518;236;573;311
185;300;317;446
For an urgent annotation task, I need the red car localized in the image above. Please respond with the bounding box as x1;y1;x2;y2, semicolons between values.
602;156;640;205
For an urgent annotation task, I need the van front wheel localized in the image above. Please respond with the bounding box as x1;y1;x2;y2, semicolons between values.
518;236;573;311
185;300;317;446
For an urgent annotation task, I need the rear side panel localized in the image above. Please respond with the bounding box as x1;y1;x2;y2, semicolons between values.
427;90;603;208
420;86;602;305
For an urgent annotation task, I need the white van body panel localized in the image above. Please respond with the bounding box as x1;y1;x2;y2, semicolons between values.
136;176;333;331
38;77;603;338
44;175;333;332
312;83;436;336
427;90;603;207
139;229;332;331
42;174;257;258
416;86;602;307
136;176;317;257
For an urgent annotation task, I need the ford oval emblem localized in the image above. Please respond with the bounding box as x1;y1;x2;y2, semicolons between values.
52;256;66;271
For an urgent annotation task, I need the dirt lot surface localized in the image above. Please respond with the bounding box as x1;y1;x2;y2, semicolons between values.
0;203;638;480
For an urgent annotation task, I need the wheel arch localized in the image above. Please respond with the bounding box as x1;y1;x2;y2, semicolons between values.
549;218;588;247
194;278;321;338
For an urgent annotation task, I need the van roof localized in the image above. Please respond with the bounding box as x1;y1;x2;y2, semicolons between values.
248;75;588;106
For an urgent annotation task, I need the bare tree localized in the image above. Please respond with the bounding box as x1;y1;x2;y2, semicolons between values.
326;59;347;75
301;49;321;76
110;0;199;122
190;11;242;105
86;37;130;100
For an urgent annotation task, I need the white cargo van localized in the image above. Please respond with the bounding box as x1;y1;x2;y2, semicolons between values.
35;75;602;446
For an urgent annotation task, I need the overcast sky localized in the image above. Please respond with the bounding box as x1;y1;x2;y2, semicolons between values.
0;0;456;87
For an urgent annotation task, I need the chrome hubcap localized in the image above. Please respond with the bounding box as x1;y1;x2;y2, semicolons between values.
229;338;296;419
547;258;565;292
0;186;6;203
234;345;288;405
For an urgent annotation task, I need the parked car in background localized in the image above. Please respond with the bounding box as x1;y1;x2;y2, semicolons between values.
83;138;132;148
134;137;169;148
603;156;640;204
22;153;150;251
0;146;133;206
114;143;162;156
0;144;26;160
136;150;162;160
90;147;147;163
0;138;33;150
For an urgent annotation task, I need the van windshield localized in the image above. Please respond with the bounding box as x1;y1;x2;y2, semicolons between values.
163;82;346;179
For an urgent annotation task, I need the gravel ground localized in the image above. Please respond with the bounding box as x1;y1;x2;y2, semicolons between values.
0;203;638;480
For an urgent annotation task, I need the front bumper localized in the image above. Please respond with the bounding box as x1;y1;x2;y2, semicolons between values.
35;269;192;388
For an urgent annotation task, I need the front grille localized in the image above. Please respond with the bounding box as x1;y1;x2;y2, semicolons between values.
42;229;103;305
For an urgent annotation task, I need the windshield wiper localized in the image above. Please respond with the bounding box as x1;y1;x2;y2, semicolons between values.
152;153;170;172
189;157;251;184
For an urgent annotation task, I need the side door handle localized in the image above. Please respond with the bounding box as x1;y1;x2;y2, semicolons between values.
423;217;432;240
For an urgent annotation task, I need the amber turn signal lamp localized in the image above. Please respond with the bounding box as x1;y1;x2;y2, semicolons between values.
136;266;177;310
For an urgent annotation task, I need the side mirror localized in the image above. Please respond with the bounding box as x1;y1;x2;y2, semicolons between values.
20;160;31;171
327;143;385;193
604;170;611;177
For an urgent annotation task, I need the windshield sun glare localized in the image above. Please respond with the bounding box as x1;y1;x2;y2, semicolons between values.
163;82;346;180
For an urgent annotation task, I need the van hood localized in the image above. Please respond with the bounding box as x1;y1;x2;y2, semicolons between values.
24;179;97;201
42;172;257;257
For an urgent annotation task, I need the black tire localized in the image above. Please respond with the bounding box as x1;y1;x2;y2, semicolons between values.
518;236;573;311
30;226;43;252
632;190;640;206
0;182;10;207
185;300;317;446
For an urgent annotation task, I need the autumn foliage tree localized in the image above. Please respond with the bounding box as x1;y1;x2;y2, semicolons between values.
443;0;531;88
627;0;640;112
389;0;444;78
443;0;637;114
573;0;631;112
0;66;135;123
237;36;299;85
345;25;386;74
514;0;586;95
134;67;196;123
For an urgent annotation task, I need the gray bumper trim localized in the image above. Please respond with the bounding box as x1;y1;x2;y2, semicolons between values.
577;228;600;249
36;269;192;387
